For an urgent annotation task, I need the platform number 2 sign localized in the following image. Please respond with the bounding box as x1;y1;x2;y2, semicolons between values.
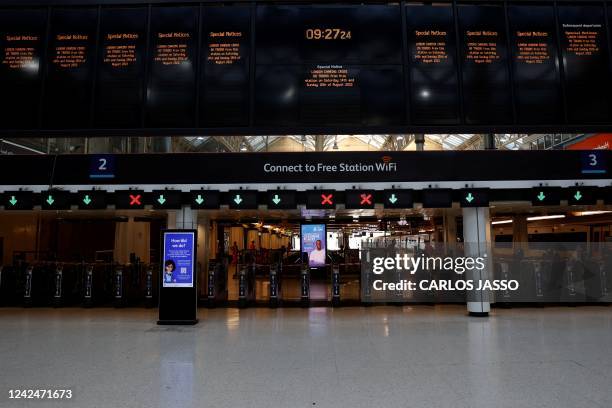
89;155;116;179
581;151;606;175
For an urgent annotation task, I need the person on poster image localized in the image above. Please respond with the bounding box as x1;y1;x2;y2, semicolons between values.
309;239;326;265
164;259;176;283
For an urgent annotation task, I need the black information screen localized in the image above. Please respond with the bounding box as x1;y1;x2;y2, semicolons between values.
146;6;198;128
508;5;562;124
458;5;512;124
95;7;147;128
201;6;250;127
255;5;404;127
44;8;98;129
405;4;459;124
558;5;611;123
421;189;453;208
0;9;46;129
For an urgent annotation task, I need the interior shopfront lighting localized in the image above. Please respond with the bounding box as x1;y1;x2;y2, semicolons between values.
492;219;513;225
574;210;612;217
526;215;566;221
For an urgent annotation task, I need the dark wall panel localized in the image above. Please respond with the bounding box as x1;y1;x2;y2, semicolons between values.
0;9;47;129
95;7;147;128
508;4;562;124
559;5;611;123
145;6;198;128
200;6;250;127
458;4;512;124
43;8;98;129
405;4;459;124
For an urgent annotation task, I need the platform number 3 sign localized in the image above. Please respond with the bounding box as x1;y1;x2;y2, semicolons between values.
90;155;116;179
581;151;606;175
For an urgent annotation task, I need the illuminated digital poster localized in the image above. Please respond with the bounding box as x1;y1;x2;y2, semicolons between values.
301;224;326;268
162;231;195;288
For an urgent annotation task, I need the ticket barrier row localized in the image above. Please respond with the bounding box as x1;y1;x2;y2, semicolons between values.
0;263;159;307
494;258;612;303
205;263;344;307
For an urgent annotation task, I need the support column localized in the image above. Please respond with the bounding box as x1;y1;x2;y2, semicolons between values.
415;134;425;151
512;215;528;254
483;133;496;150
462;207;492;316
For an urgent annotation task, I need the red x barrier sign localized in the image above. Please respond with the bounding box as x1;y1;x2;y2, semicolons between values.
360;193;372;205
321;193;334;205
129;194;142;206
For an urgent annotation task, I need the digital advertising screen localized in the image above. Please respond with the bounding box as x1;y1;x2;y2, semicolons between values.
162;231;195;288
301;224;326;267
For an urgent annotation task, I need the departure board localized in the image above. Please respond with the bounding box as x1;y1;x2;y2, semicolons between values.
96;7;147;128
406;4;459;124
146;6;198;128
458;5;512;124
558;5;611;123
508;5;562;124
0;9;46;129
255;5;404;126
0;1;611;134
44;8;98;129
201;6;250;127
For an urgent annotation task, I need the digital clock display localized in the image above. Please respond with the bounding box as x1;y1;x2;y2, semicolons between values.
305;28;352;40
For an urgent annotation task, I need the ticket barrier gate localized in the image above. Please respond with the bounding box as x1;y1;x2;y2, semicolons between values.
207;261;228;307
52;265;64;307
144;268;155;308
238;264;256;308
300;265;310;307
269;263;280;308
331;264;340;307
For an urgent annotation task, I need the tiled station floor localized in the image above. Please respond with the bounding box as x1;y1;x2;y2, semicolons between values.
1;305;611;408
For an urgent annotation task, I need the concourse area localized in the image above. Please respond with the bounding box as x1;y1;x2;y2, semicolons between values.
1;305;611;408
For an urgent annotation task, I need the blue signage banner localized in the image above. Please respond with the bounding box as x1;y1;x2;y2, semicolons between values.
162;231;195;288
301;224;326;267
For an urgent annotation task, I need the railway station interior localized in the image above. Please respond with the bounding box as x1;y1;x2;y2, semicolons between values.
1;0;612;406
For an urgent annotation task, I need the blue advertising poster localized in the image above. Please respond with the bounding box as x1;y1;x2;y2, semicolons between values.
162;231;195;288
301;224;326;267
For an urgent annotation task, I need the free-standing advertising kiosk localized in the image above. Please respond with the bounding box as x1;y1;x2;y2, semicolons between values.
158;230;198;325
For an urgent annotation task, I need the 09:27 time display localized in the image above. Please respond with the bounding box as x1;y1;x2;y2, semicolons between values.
305;28;352;40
